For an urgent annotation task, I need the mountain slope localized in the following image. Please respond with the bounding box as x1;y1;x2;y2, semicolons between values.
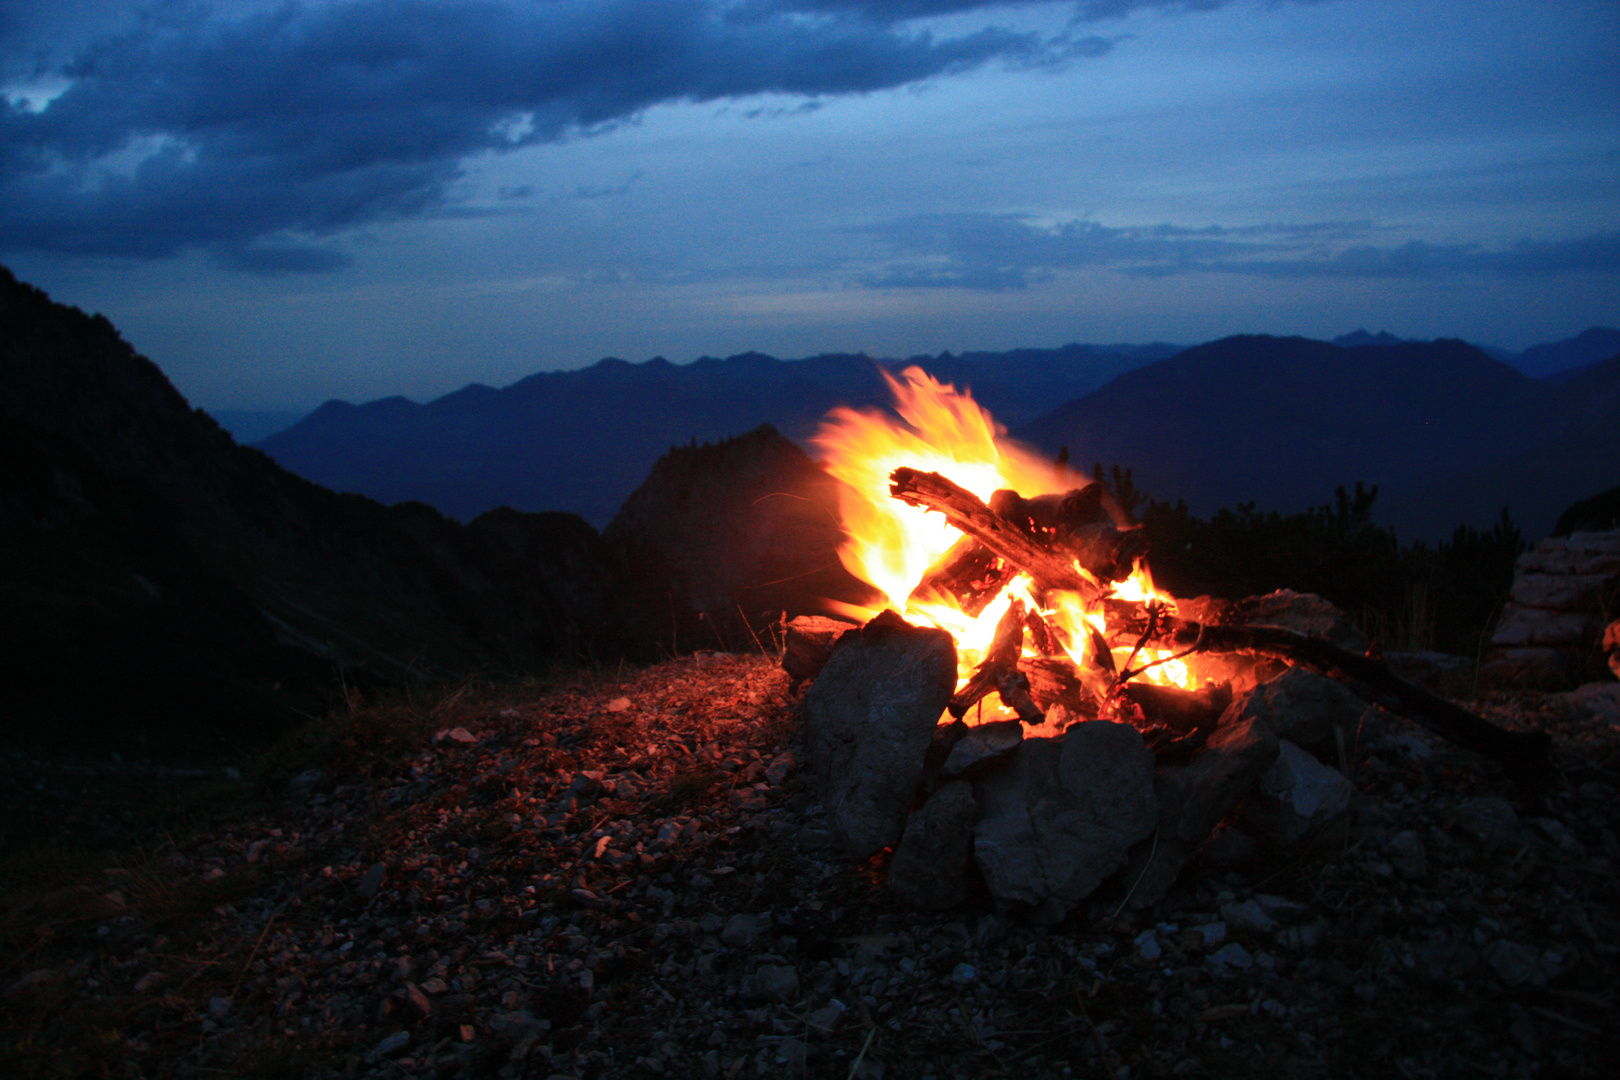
0;266;632;752
1380;350;1620;538
256;343;1180;526
1013;335;1567;539
1512;327;1620;379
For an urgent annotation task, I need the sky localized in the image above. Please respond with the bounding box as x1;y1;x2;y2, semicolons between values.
2;0;1617;413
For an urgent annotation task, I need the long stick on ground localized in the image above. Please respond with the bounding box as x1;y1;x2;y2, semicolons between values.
1165;618;1556;793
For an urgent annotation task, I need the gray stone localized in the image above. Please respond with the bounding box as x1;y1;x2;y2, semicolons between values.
1454;796;1528;852
1414;933;1479;982
1158;699;1281;846
720;914;763;948
372;1031;410;1058
1510;572;1613;609
1387;829;1429;880
1276;921;1326;950
1517;532;1620;576
1491;606;1599;648
888;780;978;910
1247;740;1353;847
1557;683;1620;725
806;1001;846;1034
1241;667;1369;749
356;862;387;900
941;720;1023;779
1204;942;1255;979
1118;696;1280;908
804;609;956;858
1477;646;1584;690
1232;589;1371;653
1483;940;1567;989
742;964;801;1003
1219;898;1276;934
489;1010;549;1040
973;721;1158;924
1382;651;1475;697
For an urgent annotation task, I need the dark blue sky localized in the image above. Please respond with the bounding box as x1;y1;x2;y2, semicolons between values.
3;0;1616;410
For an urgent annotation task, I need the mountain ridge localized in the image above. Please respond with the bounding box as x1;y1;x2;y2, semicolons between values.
257;342;1182;526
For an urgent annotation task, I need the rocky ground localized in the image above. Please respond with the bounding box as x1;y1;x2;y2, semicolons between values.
3;653;1618;1080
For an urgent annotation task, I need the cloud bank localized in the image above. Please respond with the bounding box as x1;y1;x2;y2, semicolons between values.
0;0;1096;263
862;214;1620;287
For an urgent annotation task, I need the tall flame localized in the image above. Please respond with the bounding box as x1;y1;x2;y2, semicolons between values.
813;367;1067;611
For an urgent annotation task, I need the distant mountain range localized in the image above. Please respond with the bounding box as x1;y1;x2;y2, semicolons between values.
255;343;1180;527
255;328;1618;541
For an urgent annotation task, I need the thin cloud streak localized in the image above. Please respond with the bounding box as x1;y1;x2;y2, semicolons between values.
861;213;1620;287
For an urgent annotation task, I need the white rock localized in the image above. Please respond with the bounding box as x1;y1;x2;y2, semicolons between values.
1219;898;1276;934
1204;943;1255;979
1249;740;1352;846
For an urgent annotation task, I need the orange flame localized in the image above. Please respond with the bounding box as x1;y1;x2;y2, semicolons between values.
812;366;1191;714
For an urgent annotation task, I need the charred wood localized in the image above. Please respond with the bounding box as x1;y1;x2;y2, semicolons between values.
1122;682;1233;735
888;469;1106;599
949;598;1034;720
990;486;1148;583
1024;609;1068;657
1018;656;1090;715
908;537;1017;617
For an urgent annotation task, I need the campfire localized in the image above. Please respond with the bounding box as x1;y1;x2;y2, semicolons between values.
812;365;1203;739
786;368;1553;922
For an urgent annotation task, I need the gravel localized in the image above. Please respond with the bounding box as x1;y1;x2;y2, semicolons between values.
2;654;1618;1079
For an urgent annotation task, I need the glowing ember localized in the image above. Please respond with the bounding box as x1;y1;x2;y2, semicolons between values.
811;366;1194;723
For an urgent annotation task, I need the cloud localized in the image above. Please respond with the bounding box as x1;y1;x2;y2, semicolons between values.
746;0;1321;22
1072;0;1328;20
0;0;1084;264
862;213;1620;287
215;242;354;275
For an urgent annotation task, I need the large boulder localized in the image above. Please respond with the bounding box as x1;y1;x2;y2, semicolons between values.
803;610;956;859
887;780;978;910
973;721;1158;924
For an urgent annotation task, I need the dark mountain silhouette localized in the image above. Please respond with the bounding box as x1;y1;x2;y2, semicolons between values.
1512;327;1620;380
0;266;635;754
1380;349;1620;539
212;408;302;443
1332;329;1407;347
255;343;1180;527
1014;335;1618;540
603;425;879;657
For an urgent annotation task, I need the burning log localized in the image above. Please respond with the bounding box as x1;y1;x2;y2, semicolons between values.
889;461;1550;790
949;598;1043;724
908;536;1017;616
888;468;1108;598
1018;656;1089;714
1164;618;1556;792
